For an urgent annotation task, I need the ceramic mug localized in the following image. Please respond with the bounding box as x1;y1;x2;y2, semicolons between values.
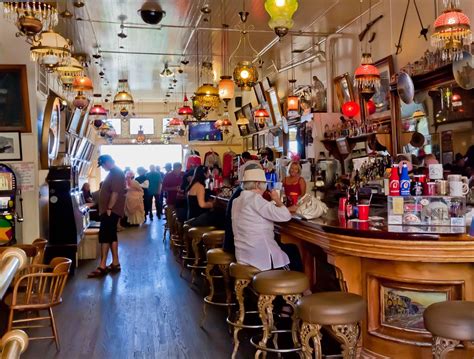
447;174;462;182
449;181;469;196
436;180;448;196
424;182;437;196
428;164;443;180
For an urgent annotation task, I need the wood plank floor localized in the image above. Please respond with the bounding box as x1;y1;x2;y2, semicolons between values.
20;219;256;359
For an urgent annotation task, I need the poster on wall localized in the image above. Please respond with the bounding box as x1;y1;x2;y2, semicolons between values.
9;162;34;192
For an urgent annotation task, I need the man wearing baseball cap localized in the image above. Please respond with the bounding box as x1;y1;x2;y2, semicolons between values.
88;154;126;278
231;168;292;271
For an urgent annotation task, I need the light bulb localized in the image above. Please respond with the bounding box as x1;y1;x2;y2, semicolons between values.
240;70;250;79
276;0;286;6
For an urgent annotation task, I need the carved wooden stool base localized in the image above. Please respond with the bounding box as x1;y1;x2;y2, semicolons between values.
432;336;460;359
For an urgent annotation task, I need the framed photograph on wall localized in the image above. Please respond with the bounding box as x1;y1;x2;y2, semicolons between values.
235;103;256;133
0;65;31;133
372;55;395;119
265;87;282;127
253;82;266;104
252;134;258;150
334;73;355;111
0;132;22;161
259;133;266;150
237;122;251;137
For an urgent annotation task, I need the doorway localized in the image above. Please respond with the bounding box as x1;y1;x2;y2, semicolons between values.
100;144;182;180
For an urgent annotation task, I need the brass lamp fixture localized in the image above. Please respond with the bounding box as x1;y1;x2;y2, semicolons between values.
3;1;58;41
254;108;270;129
55;56;83;91
354;53;380;99
30;29;71;71
72;75;93;109
133;126;148;144
194;83;221;111
264;0;299;38
113;79;135;119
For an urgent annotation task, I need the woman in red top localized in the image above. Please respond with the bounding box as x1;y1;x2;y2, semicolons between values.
283;161;306;206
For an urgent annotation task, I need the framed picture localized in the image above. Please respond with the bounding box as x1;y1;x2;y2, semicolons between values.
252;134;258;150
334;73;355;110
372;55;395;119
237;122;251;137
0;132;22;161
242;137;249;151
253;82;266;104
236;103;256;133
265;87;282;127
0;65;31;132
259;133;266;149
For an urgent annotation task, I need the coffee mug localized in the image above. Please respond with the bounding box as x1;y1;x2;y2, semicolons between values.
436;180;448;196
429;164;443;180
449;181;469;196
448;174;462;182
424;182;437;196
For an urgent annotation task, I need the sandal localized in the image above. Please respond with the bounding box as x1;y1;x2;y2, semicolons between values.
87;267;108;278
107;263;121;273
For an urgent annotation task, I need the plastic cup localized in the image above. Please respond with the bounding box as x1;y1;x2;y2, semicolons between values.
358;204;370;221
289;192;299;206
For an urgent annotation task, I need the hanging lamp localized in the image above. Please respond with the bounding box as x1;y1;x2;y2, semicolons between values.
72;75;93;109
264;0;299;38
134;125;147;144
89;94;108;119
432;0;471;60
113;79;135;119
178;95;194;117
194;83;220;111
3;2;58;41
354;53;380;99
55;56;83;90
218;76;235;105
30;29;71;70
218;13;235;105
254;108;270;129
342;101;360;118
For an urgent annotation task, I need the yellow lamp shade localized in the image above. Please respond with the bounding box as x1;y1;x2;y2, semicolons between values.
264;0;299;37
233;61;258;91
195;83;220;110
218;76;235;102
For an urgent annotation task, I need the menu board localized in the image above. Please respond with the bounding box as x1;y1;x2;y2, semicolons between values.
10;162;34;192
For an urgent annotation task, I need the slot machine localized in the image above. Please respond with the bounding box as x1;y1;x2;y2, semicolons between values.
0;163;23;245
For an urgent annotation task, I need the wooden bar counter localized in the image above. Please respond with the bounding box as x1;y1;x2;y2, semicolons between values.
277;210;474;359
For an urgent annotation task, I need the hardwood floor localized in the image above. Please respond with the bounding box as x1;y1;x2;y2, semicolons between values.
19;219;255;359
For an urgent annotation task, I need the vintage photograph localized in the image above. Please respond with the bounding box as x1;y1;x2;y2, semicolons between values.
0;132;22;161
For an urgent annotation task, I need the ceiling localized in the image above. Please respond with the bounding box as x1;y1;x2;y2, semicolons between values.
60;0;373;102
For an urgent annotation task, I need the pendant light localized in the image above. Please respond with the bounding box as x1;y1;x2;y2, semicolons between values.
113;79;135;119
55;56;83;91
230;3;260;91
432;0;472;60
218;5;235;105
354;53;380;99
3;2;58;41
30;29;71;71
254;108;270;129
178;95;194;117
134;126;147;144
195;83;221;111
89;94;108;119
342;101;360;119
287;37;300;113
72;75;93;109
264;0;299;38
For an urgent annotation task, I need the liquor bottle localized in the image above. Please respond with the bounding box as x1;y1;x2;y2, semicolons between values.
399;163;411;196
389;164;400;196
345;188;357;220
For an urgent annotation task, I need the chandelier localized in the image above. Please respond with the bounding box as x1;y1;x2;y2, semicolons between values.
55;56;83;91
3;2;58;41
30;29;71;71
113;79;135;118
354;53;380;99
194;83;220;111
264;0;299;38
432;0;472;61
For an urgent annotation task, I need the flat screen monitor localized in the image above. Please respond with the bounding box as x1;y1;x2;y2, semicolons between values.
188;121;223;142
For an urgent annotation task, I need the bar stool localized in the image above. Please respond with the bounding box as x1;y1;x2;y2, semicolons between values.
186;226;216;282
251;270;310;358
202;230;225;250
423;300;474;359
201;248;235;327
163;205;172;243
296;292;366;359
227;262;262;359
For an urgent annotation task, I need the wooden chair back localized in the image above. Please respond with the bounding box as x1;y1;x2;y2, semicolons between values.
9;257;71;310
31;238;48;265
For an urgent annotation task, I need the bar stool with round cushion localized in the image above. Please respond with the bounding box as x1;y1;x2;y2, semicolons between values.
170;212;184;253
187;226;216;283
201;248;235;327
423;300;474;359
252;270;310;357
178;223;194;275
202;230;225;250
296;292;366;359
227;262;262;359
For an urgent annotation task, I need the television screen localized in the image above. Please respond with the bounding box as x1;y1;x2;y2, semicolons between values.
188;121;223;142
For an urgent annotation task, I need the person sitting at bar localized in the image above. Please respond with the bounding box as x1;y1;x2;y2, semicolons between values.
283;161;306;205
187;165;214;220
81;183;94;204
232;168;295;271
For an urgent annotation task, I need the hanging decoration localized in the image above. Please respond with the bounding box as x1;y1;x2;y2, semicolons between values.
30;29;71;70
3;2;58;41
431;0;471;61
264;0;299;38
287;37;300;115
89;94;108;120
218;9;235;106
72;75;93;109
113;79;135;120
218;76;235;105
354;53;380;99
133;125;150;144
55;56;83;91
342;101;360;118
98;122;117;144
229;5;260;91
254;108;270;129
194;83;220;111
178;95;194;118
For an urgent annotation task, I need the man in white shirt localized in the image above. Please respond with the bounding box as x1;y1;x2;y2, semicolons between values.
232;168;292;271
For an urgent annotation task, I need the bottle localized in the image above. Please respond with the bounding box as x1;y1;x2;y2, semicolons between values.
399;163;411;196
389;164;400;196
345;189;353;220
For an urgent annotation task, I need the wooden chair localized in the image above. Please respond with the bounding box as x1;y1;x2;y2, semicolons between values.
4;257;72;350
31;238;48;265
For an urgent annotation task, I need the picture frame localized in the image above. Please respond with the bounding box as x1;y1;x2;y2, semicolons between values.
252;134;258;150
259;133;266;150
253;82;266;104
265;87;282;127
0;65;32;133
371;55;395;119
242;137;249;151
235;103;256;133
237;122;251;137
0;132;22;161
334;73;355;110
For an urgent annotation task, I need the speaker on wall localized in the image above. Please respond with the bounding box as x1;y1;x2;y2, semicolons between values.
235;96;242;108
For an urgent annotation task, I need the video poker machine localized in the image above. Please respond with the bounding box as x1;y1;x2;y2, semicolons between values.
0;163;23;245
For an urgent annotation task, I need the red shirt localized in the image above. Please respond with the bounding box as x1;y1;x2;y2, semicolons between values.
162;171;184;205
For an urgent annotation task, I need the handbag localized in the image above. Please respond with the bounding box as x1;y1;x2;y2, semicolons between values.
295;194;328;220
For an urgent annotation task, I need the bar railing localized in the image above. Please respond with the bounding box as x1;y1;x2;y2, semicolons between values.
0;248;28;300
0;330;28;359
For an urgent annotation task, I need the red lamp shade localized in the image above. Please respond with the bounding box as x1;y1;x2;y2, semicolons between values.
89;104;108;116
254;108;269;119
214;119;223;129
222;118;232;127
366;100;376;115
355;64;380;85
169;118;184;126
287;95;299;111
72;75;93;92
342;101;360;118
73;94;89;109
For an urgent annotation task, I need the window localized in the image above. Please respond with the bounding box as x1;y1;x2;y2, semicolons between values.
106;118;122;135
130;118;154;134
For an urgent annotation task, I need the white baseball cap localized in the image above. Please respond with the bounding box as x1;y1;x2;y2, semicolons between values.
242;168;267;182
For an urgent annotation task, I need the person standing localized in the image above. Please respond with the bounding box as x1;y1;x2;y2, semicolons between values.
135;167;150;219
124;171;145;226
146;165;162;220
88;155;126;278
162;162;184;209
